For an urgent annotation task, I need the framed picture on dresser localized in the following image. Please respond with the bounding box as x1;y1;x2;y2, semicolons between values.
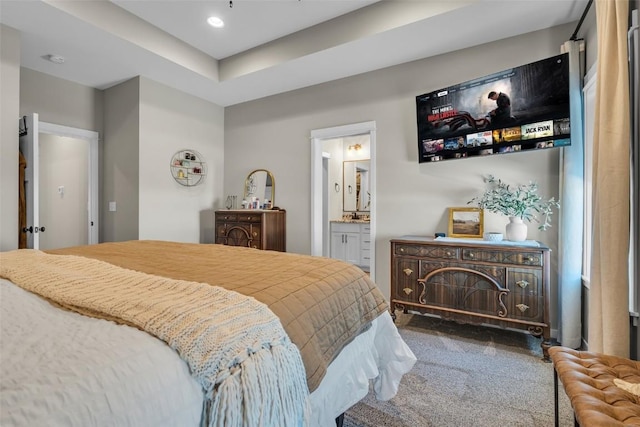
448;207;483;238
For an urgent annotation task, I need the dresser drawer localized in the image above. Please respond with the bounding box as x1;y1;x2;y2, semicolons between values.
461;248;543;266
420;261;506;288
395;244;459;260
506;294;544;321
361;249;371;266
392;257;420;303
216;213;237;222
361;236;371;250
331;222;360;233
508;268;543;295
237;213;262;222
249;225;261;244
216;223;229;237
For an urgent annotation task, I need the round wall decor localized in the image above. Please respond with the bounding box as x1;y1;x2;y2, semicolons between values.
170;149;207;186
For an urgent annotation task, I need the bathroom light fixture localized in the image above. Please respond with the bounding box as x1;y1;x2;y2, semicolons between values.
348;144;362;151
207;16;224;28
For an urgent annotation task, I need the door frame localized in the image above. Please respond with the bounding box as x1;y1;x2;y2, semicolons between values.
39;121;99;245
310;121;376;281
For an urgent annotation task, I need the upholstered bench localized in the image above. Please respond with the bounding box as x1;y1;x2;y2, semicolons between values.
549;346;640;426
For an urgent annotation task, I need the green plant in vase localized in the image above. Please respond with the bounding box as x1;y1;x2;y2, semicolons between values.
467;175;560;241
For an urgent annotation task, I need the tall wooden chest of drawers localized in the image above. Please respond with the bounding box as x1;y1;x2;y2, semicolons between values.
391;236;551;355
215;209;286;252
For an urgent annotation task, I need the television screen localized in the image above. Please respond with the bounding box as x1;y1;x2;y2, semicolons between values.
416;53;570;163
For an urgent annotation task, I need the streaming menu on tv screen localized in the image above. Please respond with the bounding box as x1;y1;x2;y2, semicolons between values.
416;53;571;163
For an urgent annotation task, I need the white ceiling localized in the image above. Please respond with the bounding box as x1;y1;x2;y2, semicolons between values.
0;0;589;107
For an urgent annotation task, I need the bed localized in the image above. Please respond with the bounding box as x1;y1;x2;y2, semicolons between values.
0;240;416;427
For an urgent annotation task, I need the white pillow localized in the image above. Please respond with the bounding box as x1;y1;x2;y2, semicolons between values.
613;378;640;397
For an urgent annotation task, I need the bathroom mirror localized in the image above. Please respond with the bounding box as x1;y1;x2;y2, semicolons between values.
343;160;370;212
244;169;275;206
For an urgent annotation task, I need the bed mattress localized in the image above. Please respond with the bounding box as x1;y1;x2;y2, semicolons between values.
0;279;415;427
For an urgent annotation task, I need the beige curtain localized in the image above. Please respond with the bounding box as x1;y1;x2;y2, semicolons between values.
589;0;631;356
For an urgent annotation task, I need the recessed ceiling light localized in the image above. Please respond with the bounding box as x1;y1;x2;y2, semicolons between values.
207;16;224;28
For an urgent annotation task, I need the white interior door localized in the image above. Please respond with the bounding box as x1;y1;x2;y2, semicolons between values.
38;133;90;250
18;114;99;250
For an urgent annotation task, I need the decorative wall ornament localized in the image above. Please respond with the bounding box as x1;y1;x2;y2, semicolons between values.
170;149;207;187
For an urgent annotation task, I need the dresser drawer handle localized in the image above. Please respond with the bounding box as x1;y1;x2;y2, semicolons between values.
446;251;452;257
516;304;529;313
403;287;413;295
468;252;475;258
516;280;529;289
253;232;258;237
399;248;405;253
523;256;535;262
403;268;413;276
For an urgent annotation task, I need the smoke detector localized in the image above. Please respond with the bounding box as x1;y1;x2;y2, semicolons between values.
44;54;65;64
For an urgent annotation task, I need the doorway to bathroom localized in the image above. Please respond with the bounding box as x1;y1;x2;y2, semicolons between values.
310;121;376;281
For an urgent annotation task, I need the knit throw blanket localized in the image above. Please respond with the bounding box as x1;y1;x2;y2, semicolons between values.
0;250;309;427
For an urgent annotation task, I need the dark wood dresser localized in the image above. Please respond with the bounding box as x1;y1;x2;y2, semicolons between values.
215;209;286;251
391;236;551;356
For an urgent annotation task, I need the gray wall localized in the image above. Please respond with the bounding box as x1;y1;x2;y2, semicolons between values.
138;77;224;243
225;24;575;329
20;68;103;132
103;77;140;242
102;76;225;243
0;24;20;251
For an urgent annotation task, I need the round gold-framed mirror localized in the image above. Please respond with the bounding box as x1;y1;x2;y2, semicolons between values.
244;169;275;207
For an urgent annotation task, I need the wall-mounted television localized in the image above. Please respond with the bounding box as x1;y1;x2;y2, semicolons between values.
416;53;570;163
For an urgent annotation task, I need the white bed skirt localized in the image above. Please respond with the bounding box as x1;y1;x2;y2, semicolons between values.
309;310;416;426
0;279;415;427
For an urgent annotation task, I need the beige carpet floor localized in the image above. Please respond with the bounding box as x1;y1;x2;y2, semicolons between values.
344;312;574;427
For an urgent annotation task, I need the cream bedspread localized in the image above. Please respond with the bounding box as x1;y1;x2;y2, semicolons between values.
0;278;205;427
46;240;389;392
0;249;308;427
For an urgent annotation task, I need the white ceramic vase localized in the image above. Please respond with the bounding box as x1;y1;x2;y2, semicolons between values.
505;216;528;241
